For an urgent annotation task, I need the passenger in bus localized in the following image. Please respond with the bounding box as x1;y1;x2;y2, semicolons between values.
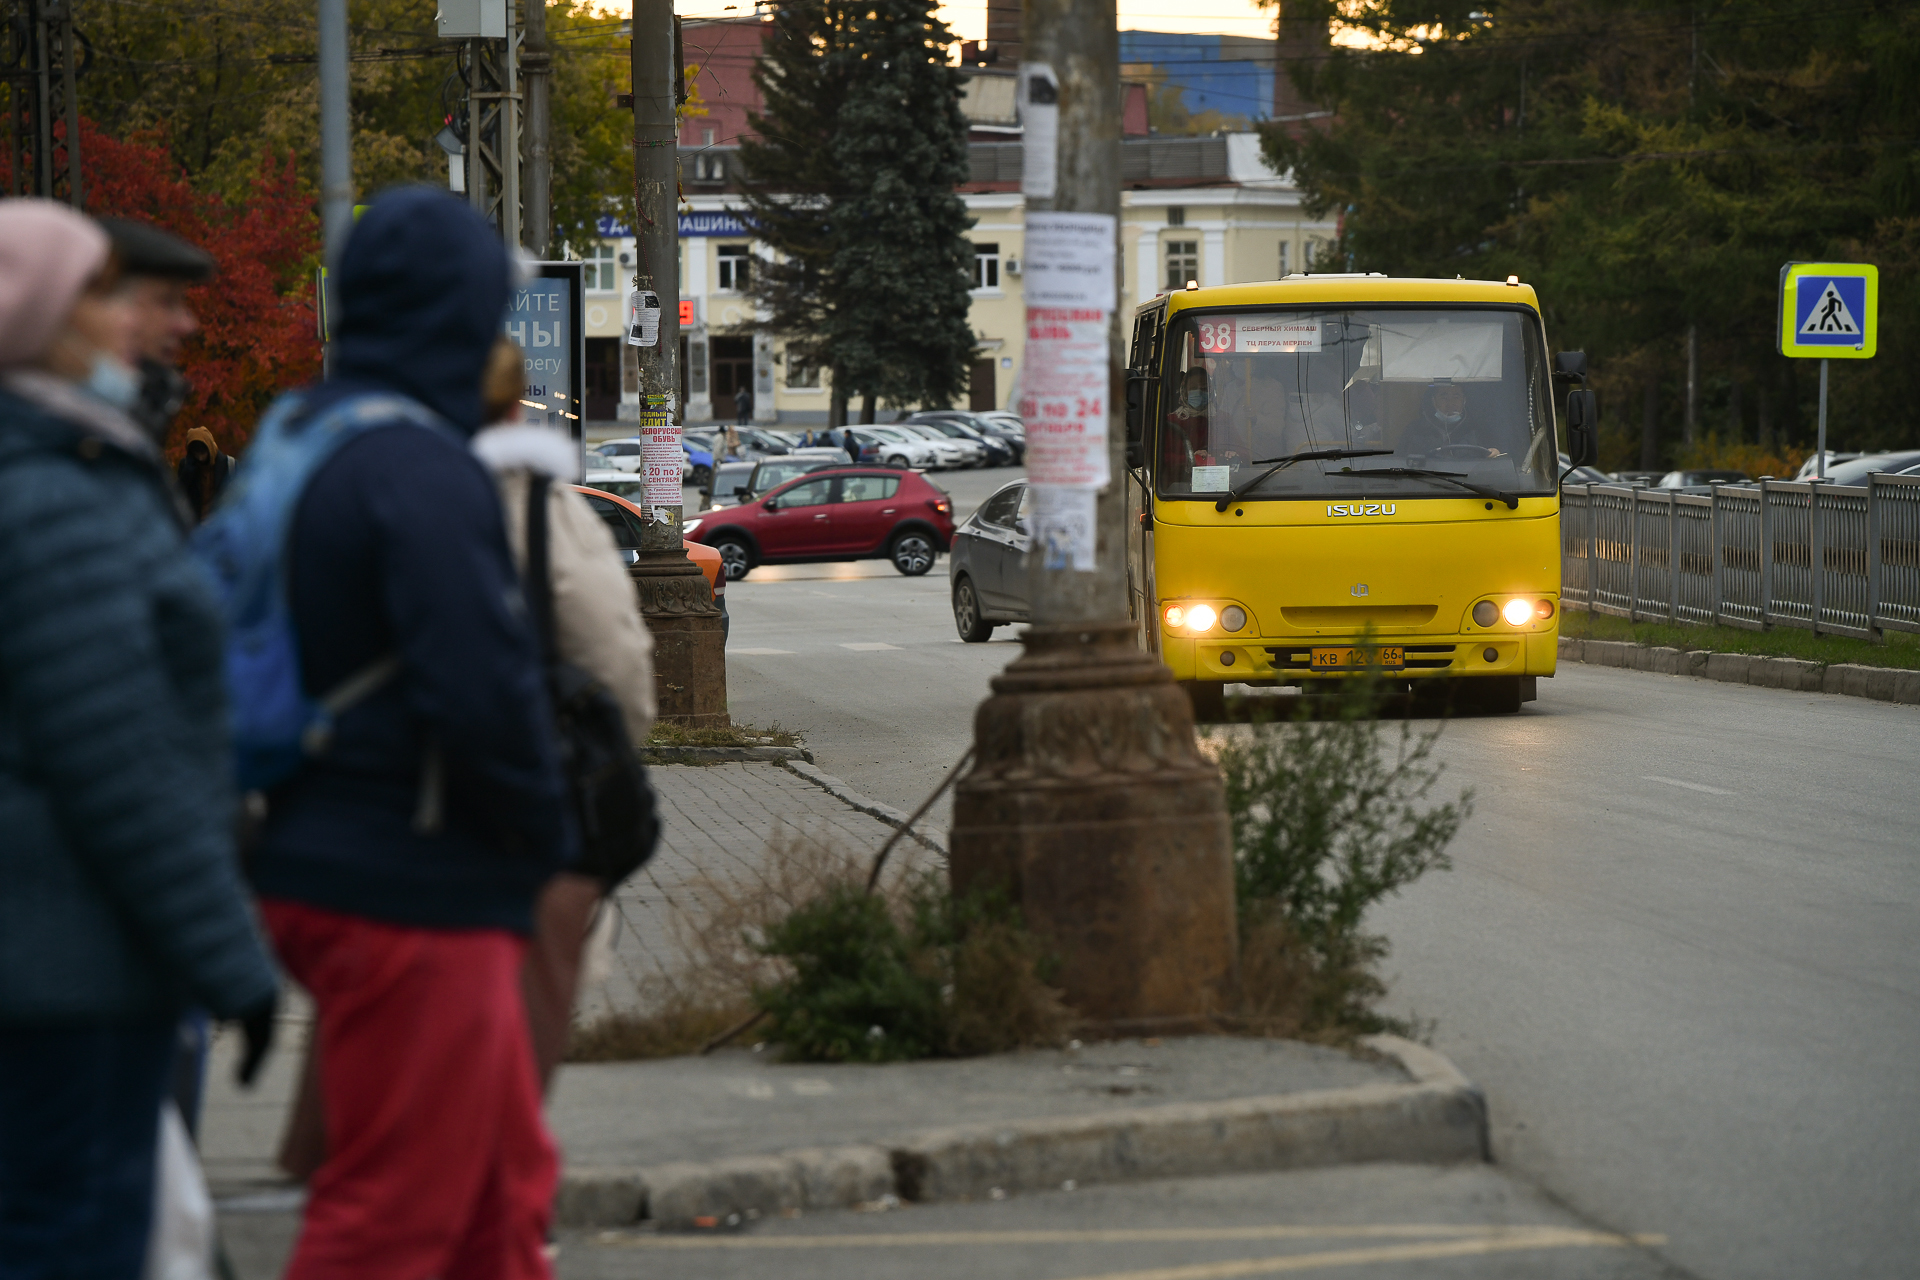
1401;383;1505;459
1163;368;1213;471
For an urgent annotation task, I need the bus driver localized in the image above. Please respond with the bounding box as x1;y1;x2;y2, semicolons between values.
1400;382;1506;460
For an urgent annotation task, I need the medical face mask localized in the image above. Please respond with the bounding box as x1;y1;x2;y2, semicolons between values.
82;352;143;412
1435;410;1463;426
1185;390;1208;410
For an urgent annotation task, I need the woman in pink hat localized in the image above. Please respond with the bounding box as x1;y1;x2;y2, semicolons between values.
0;199;280;1278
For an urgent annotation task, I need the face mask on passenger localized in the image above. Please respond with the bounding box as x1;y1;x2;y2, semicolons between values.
1185;389;1208;409
1435;411;1463;426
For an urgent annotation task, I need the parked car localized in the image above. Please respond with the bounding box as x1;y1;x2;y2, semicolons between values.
1794;452;1863;480
574;483;729;638
706;460;755;509
895;421;985;468
1610;469;1665;485
901;412;1016;467
1656;469;1750;488
592;438;644;473
681;435;715;489
1816;451;1920;486
858;426;944;471
949;479;1031;641
712;456;840;507
582;469;645;501
960;412;1027;462
976;410;1025;437
683;467;954;580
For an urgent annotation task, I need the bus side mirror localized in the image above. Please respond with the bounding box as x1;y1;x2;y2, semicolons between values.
1124;375;1151;468
1554;350;1588;383
1566;389;1599;468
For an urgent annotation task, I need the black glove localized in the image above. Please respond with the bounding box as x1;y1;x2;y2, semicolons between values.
235;993;278;1088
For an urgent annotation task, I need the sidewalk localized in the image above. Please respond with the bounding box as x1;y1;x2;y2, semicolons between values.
205;760;1487;1273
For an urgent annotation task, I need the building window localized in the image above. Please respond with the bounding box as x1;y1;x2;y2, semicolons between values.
1165;240;1198;291
785;352;821;388
1167;206;1186;226
1277;240;1290;276
693;152;726;183
701;127;715;147
972;242;1001;291
1303;237;1322;270
584;242;618;292
717;243;750;292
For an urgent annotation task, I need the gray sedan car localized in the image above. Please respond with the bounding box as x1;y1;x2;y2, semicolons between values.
949;479;1032;641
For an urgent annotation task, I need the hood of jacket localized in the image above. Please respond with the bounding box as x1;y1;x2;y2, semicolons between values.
331;187;512;434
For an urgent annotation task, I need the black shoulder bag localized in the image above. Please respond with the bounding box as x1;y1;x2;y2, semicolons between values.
526;474;660;889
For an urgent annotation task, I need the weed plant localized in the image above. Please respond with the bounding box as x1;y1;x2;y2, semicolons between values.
1212;669;1471;1040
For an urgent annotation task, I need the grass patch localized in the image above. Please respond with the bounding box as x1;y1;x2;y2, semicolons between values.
645;719;806;749
1559;607;1920;671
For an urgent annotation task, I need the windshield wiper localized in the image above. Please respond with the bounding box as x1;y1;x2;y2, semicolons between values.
1332;466;1519;509
1213;448;1393;511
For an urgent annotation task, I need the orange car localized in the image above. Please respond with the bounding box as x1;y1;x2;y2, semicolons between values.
574;484;728;637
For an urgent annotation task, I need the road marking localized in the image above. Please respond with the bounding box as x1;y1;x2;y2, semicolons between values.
730;648;796;655
840;642;902;651
1061;1229;1662;1279
1643;775;1736;796
599;1224;1665;1252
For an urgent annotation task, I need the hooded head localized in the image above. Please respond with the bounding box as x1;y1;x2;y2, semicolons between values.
332;187;512;433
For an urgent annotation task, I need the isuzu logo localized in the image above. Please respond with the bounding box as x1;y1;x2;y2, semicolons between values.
1326;503;1397;517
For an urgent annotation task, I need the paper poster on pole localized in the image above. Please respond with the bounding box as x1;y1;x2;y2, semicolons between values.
1031;484;1096;572
640;396;680;518
1019;64;1059;200
1022;212;1117;310
626;289;661;348
1017;308;1110;490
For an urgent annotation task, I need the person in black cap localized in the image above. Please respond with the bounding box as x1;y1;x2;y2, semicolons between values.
97;218;214;442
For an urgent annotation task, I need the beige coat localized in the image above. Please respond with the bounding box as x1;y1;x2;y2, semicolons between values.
471;425;656;742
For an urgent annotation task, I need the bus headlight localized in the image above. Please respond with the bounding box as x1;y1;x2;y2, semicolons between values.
1187;604;1218;632
1535;599;1555;620
1164;605;1185;629
1472;600;1498;627
1502;599;1532;626
1221;605;1247;632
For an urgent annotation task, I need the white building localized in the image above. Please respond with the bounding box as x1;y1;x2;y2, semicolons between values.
578;133;1337;425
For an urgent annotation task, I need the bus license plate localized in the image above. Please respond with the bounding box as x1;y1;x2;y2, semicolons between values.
1311;646;1404;671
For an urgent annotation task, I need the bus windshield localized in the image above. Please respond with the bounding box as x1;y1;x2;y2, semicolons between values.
1156;307;1558;502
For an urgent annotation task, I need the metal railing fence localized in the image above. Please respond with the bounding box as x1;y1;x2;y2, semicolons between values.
1560;475;1920;639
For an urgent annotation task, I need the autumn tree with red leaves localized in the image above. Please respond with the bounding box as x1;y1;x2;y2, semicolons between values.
80;121;323;457
3;121;322;458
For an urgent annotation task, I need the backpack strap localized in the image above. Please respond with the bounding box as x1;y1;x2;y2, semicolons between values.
524;473;558;672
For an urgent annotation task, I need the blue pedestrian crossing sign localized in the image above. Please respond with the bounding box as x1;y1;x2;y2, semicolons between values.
1778;262;1877;359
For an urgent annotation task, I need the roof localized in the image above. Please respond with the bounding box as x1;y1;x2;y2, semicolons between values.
1143;275;1544;317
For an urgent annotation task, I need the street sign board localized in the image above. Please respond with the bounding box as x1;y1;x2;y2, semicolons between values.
1778;262;1877;359
504;261;586;441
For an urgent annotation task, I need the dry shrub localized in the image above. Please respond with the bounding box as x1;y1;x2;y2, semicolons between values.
566;823;1066;1062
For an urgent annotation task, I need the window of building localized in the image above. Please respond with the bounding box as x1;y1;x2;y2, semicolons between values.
972;242;1001;291
583;241;618;292
1277;240;1290;276
701;127;716;147
717;243;750;292
1303;238;1321;270
1167;206;1186;226
693;152;726;183
1165;240;1198;291
785;353;821;388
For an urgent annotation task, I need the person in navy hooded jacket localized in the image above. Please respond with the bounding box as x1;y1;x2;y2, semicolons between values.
250;188;570;1280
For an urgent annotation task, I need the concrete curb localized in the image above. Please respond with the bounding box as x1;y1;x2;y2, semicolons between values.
552;1034;1486;1228
642;744;814;764
1558;637;1920;705
776;759;950;857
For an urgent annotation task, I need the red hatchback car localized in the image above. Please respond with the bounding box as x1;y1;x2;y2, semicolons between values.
684;467;953;580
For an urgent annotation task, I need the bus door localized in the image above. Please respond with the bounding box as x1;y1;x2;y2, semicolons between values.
1126;306;1165;653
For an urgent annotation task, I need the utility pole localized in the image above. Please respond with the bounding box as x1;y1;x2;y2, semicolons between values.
629;0;727;725
4;0;83;206
947;0;1238;1031
317;0;353;264
522;0;552;256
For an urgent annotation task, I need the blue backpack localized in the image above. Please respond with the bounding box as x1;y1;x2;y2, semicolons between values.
193;390;453;792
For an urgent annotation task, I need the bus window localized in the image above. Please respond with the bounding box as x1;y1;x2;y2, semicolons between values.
1156;308;1557;502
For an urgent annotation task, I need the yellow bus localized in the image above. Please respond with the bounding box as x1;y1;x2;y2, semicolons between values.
1122;275;1598;716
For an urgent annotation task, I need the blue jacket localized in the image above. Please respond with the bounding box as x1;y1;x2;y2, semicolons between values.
248;188;571;935
0;373;279;1025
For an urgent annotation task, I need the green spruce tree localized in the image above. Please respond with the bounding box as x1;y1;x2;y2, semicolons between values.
739;0;976;423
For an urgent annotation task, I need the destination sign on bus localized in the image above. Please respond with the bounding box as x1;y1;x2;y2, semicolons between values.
1194;315;1322;355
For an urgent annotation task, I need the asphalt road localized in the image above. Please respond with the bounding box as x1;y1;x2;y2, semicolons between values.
719;467;1920;1280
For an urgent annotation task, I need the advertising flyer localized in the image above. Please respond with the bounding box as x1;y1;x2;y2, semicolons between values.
640;396;681;517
